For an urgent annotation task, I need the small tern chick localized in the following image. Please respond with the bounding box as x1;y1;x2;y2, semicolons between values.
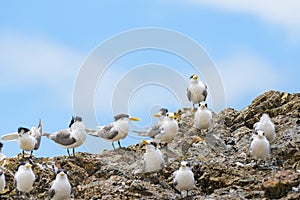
88;114;140;150
148;112;178;145
173;161;195;197
254;113;276;142
0;142;7;161
14;163;35;193
250;130;270;165
44;116;87;157
142;140;165;173
49;169;71;200
187;74;208;108
0;167;5;192
194;102;212;132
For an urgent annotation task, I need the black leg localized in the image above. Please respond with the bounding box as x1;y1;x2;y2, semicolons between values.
118;140;122;148
30;151;33;158
112;142;115;150
187;190;189;197
22;150;25;158
73;148;75;157
67;148;70;156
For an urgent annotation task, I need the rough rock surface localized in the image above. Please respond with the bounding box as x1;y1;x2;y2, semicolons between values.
0;90;299;199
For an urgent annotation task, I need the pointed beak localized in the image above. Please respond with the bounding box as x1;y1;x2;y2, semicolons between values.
169;115;176;119
153;113;161;117
258;132;263;138
60;172;65;177
29;131;32;135
25;164;32;169
142;139;149;145
193;75;198;80
200;104;205;109
129;117;140;121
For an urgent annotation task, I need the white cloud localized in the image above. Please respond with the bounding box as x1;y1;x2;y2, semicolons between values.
188;0;300;39
217;52;281;108
0;31;84;108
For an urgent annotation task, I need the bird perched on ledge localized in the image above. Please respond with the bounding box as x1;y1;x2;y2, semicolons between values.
187;74;208;108
250;130;270;166
173;161;195;198
142;140;165;173
87;114;140;150
43;116;87;157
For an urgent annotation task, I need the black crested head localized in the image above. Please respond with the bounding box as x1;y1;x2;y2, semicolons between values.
18;127;30;134
114;114;129;121
57;169;67;175
69;116;82;128
150;141;158;148
160;108;168;116
189;74;195;79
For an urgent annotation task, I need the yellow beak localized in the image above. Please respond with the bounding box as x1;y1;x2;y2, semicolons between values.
142;139;149;145
129;117;140;121
169;115;176;119
153;113;161;117
25;164;32;169
193;75;198;80
29;131;32;135
60;173;65;177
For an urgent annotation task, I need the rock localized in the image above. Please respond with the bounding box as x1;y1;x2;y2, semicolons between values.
0;90;300;199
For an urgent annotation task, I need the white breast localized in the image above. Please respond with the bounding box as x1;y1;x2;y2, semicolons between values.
250;137;270;160
174;169;195;191
15;168;35;193
0;174;5;192
18;134;36;151
51;177;71;200
194;109;212;129
144;149;165;172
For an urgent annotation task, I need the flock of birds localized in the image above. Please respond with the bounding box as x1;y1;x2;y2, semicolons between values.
0;74;276;199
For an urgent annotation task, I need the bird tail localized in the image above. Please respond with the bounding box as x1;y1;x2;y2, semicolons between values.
38;119;42;135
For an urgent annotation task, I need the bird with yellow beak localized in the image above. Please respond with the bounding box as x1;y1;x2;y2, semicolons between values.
88;114;140;150
187;74;208;108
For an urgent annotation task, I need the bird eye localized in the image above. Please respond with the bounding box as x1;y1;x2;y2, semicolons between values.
254;131;258;135
186;163;190;167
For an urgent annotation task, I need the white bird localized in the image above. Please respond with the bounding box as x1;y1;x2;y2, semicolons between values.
0;142;7;161
254;113;276;142
187;74;208;108
14;163;35;193
49;169;71;200
250;130;270;165
145;108;168;136
147;112;178;145
43;116;87;157
87;114;140;150
1;120;42;158
0;167;5;192
142;140;165;173
194;102;212;132
173;161;195;197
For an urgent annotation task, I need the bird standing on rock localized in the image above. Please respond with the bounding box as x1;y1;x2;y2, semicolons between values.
142;140;165;173
49;169;71;200
43;116;87;157
187;74;208;108
1;119;42;158
250;130;270;166
147;112;178;146
14;163;35;194
194;102;212;133
173;161;195;197
87;114;140;150
254;113;276;142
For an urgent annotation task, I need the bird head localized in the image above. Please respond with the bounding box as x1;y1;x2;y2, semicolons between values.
190;74;198;80
180;161;190;169
255;130;265;138
57;169;67;177
25;163;32;169
199;102;208;109
18;127;31;136
166;112;176;120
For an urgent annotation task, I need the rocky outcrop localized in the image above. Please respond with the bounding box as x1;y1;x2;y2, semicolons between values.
0;90;299;199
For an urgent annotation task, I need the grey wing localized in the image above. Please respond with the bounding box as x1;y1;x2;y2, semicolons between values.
187;88;191;102
147;123;162;138
49;188;55;198
202;86;208;101
97;124;119;140
52;130;76;146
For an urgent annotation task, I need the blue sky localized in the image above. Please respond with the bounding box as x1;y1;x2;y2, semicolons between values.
0;0;299;157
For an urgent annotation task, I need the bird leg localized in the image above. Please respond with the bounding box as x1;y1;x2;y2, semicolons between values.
73;148;76;157
112;142;116;150
22;150;25;158
30;151;33;158
118;140;122;148
186;190;189;197
67;148;71;156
